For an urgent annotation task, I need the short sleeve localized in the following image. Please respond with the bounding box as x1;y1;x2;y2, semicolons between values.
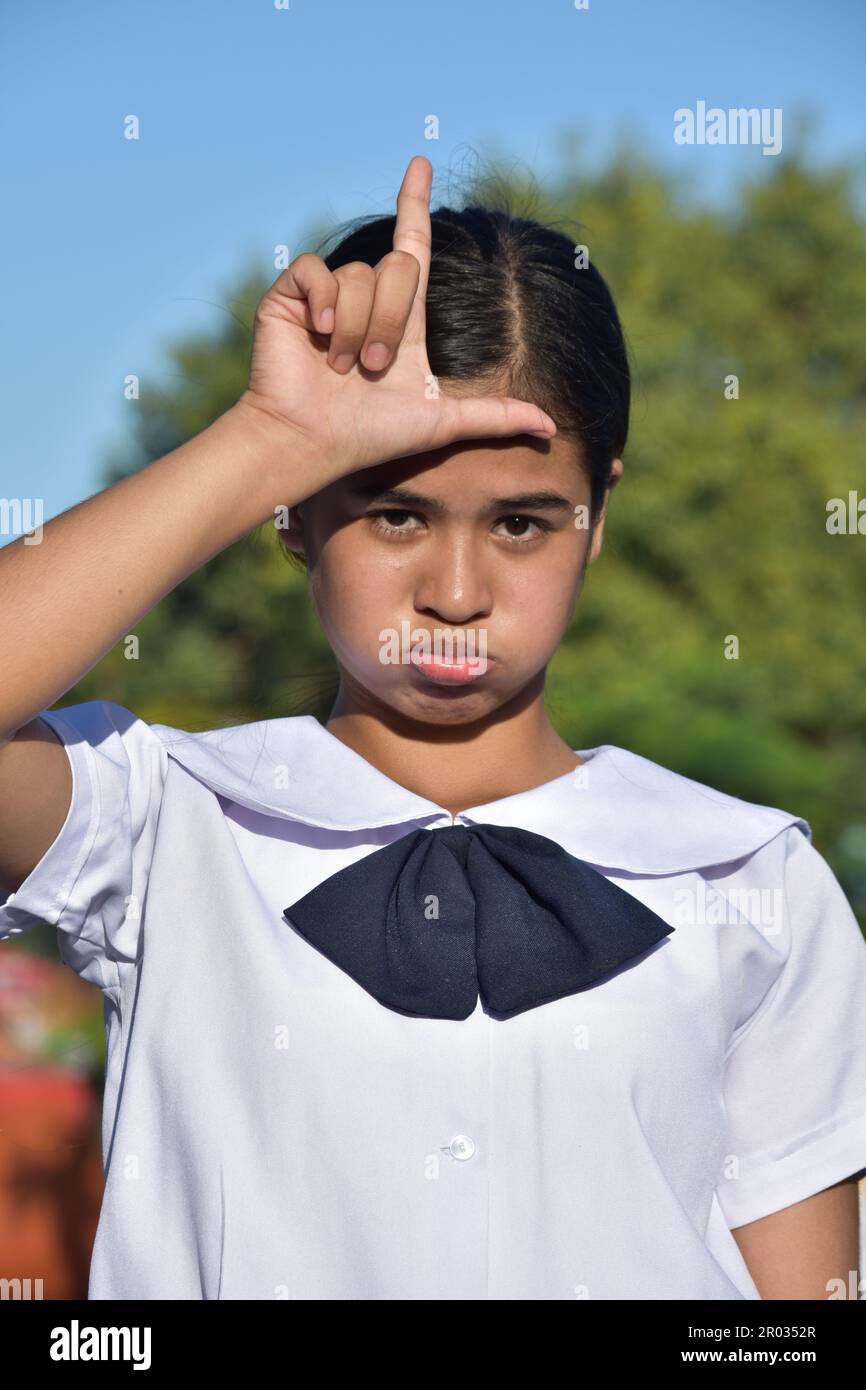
715;823;866;1228
0;699;168;994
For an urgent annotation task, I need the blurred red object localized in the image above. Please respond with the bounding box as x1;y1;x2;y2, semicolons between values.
0;945;104;1299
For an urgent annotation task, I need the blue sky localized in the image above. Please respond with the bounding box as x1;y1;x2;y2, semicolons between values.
1;0;863;536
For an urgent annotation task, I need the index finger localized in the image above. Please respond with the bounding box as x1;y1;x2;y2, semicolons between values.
392;155;433;312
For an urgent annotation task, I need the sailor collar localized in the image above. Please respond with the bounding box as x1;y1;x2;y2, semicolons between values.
149;714;809;876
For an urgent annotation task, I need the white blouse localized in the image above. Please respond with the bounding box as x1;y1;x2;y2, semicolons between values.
2;699;865;1301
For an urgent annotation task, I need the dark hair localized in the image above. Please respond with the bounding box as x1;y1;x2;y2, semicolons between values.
281;174;630;571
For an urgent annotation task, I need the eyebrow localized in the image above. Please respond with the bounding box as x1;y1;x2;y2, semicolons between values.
347;484;575;515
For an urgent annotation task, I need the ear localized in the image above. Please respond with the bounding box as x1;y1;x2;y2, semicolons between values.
586;458;624;565
274;502;307;558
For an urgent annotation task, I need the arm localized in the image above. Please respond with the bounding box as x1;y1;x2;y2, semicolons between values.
0;400;311;891
731;1174;862;1299
0;401;313;743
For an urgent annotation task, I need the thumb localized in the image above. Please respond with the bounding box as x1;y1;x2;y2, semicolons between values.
436;394;557;445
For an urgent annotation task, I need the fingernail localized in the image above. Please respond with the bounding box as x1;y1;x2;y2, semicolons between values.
319;307;335;333
363;342;389;370
331;353;354;373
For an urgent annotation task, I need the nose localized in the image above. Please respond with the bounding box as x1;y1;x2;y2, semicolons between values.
413;532;493;624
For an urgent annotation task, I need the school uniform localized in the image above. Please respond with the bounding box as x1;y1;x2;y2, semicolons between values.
2;697;866;1301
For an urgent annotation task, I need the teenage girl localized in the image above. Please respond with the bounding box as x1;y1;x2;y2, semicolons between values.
2;156;865;1302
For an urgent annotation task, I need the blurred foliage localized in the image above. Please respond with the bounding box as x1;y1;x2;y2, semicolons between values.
63;136;866;921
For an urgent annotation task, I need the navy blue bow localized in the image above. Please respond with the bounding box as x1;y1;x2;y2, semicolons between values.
282;823;674;1021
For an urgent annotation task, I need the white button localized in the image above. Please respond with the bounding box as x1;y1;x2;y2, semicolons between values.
448;1134;475;1161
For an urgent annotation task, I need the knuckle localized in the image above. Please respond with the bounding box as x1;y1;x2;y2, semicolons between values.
335;260;375;283
380;249;420;274
396;228;428;252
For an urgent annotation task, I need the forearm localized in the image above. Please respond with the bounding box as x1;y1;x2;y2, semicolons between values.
0;400;315;739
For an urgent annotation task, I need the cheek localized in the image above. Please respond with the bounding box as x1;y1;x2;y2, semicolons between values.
500;563;581;635
309;545;399;655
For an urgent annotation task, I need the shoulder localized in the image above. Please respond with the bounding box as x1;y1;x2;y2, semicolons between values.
35;699;310;813
147;711;340;822
37;698;170;789
566;743;812;875
149;711;314;779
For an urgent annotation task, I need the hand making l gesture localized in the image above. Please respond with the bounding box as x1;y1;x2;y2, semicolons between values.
238;154;557;486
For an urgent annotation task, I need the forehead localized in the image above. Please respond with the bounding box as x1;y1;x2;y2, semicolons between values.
330;434;588;504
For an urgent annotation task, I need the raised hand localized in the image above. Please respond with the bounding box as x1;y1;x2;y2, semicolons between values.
237;155;557;488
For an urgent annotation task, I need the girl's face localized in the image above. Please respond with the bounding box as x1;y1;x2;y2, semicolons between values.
281;436;621;727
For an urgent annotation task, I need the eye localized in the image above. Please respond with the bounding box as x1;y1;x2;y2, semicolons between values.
368;509;423;538
366;509;554;544
493;514;553;543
